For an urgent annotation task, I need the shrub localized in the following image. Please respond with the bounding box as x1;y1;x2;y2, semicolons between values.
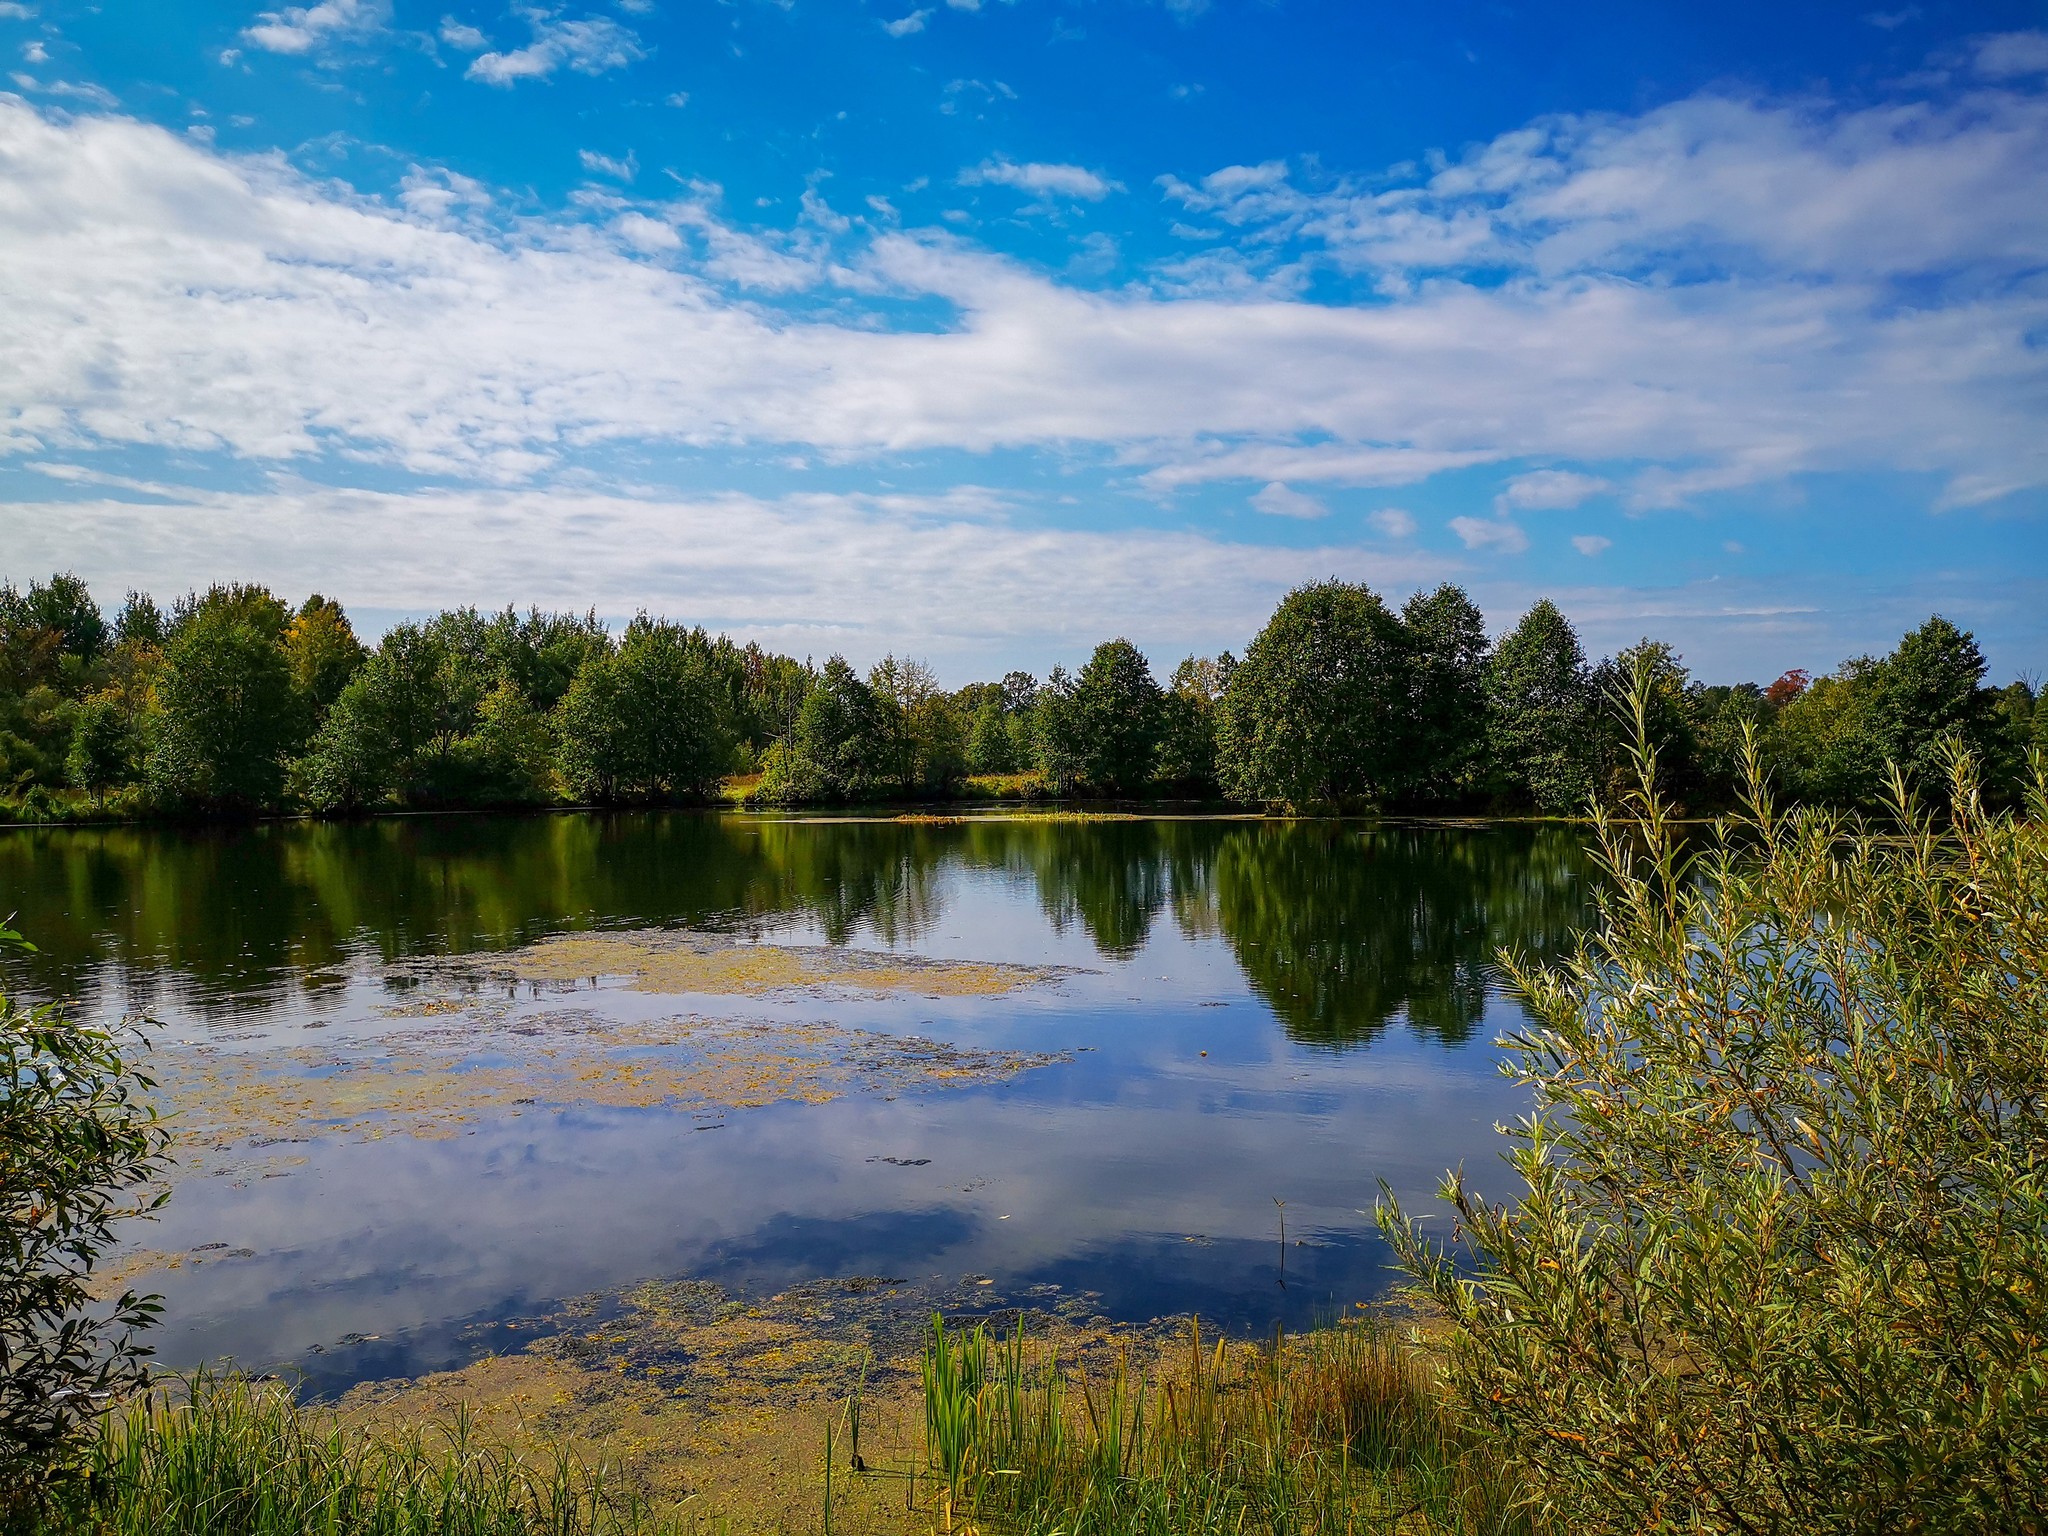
1;924;171;1522
1382;676;2048;1533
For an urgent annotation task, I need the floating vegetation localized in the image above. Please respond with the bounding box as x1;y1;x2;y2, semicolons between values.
148;1009;1072;1175
448;930;1072;1000
338;1273;1168;1536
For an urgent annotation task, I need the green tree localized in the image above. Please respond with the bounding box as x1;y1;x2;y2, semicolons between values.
114;591;167;648
554;620;735;804
1216;580;1411;809
284;594;366;721
1595;639;1699;806
146;598;303;812
1;923;171;1520
1772;616;2004;810
1383;706;2048;1532
1398;584;1490;807
292;621;460;810
754;656;893;804
13;573;108;669
1028;668;1083;796
1156;654;1229;792
64;691;131;806
1484;599;1596;813
870;654;964;795
1863;615;1999;789
1066;638;1164;795
965;698;1017;774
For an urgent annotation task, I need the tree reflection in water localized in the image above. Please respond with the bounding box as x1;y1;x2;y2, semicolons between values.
0;812;1594;1046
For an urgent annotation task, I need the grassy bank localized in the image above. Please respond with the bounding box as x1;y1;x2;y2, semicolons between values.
914;1314;1525;1536
24;1314;1515;1536
31;1372;671;1536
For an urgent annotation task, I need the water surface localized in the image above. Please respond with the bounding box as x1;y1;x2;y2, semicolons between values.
1;811;1593;1395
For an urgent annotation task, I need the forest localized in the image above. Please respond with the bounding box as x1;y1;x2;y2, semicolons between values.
0;571;2040;821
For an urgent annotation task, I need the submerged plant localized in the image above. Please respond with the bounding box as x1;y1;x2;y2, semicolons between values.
1382;671;2048;1532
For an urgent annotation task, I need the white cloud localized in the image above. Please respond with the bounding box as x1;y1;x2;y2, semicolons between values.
467;9;642;85
1367;507;1416;539
578;148;637;181
438;16;487;50
3;481;1454;670
1496;468;1611;512
21;40;46;63
0;4;37;17
1974;31;2048;79
241;0;389;55
665;90;688;107
612;212;678;252
1249;481;1326;519
1571;534;1612;556
962;158;1119;200
882;9;931;36
0;74;2041;511
1450;517;1529;554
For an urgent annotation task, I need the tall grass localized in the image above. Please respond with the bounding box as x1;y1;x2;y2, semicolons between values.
37;1371;665;1536
917;1315;1530;1535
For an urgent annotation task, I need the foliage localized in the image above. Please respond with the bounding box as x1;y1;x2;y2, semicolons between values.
1591;638;1697;806
145;595;304;813
754;657;891;804
283;595;366;721
1028;666;1084;796
554;619;735;804
1382;675;2048;1532
1771;615;2004;810
964;697;1017;774
869;654;965;795
1156;654;1228;792
1484;600;1596;814
1217;580;1410;810
63;693;131;805
1399;584;1491;806
1;924;170;1522
1060;639;1165;795
42;1371;664;1536
2;567;2038;820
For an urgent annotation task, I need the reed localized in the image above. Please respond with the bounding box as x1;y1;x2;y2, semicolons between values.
917;1314;1531;1535
35;1369;668;1536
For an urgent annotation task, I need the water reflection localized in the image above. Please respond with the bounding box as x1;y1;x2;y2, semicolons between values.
0;813;1593;1049
0;811;1603;1381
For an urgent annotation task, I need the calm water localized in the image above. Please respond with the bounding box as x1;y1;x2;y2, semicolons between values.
1;812;1593;1394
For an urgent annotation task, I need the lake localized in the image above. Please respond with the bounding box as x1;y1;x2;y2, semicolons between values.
0;811;1594;1398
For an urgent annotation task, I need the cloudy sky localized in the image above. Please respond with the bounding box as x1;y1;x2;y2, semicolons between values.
1;1;2043;683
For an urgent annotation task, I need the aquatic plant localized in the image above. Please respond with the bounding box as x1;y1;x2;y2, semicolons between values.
42;1370;668;1536
917;1313;1525;1535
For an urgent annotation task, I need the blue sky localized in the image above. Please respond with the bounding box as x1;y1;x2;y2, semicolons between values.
1;0;2043;684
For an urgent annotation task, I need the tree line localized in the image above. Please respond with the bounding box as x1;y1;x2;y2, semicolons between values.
1;572;2040;820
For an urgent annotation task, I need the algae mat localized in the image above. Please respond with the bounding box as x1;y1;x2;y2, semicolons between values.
341;1271;1181;1536
147;927;1077;1179
154;1006;1072;1174
455;929;1071;999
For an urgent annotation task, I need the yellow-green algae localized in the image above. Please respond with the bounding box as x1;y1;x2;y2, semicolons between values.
453;930;1070;999
339;1274;1181;1536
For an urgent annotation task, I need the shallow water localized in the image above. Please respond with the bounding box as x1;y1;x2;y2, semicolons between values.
2;811;1594;1396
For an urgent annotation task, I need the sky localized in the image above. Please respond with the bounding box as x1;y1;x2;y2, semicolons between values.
0;1;2044;685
